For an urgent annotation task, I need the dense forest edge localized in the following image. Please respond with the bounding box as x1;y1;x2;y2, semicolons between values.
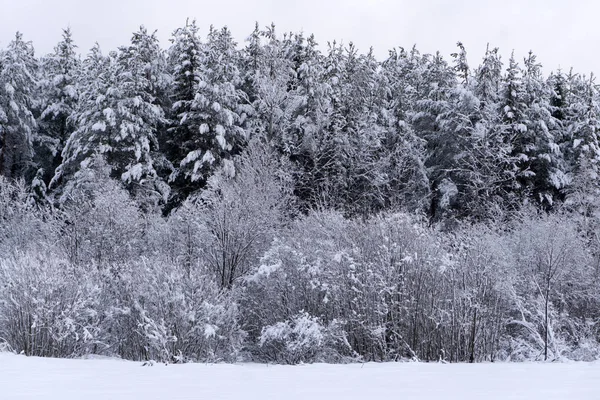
0;22;599;363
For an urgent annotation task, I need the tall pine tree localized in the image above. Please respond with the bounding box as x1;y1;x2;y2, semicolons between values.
37;28;80;185
0;32;38;180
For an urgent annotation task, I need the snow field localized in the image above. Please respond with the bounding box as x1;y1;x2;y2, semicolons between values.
1;353;599;400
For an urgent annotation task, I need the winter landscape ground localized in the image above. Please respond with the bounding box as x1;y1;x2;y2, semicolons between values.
0;353;599;400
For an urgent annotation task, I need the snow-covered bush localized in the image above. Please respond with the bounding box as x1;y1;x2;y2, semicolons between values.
57;157;144;266
246;210;444;362
192;139;292;289
1;165;599;364
0;252;101;357
566;336;600;362
258;312;349;364
96;258;244;363
134;258;245;363
501;213;598;361
0;177;58;256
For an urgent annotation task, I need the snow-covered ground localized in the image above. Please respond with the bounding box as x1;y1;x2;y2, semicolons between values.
0;353;598;400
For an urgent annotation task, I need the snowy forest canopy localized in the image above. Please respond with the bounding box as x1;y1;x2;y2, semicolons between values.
0;23;599;363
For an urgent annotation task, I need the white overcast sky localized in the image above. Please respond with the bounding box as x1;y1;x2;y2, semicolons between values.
0;0;598;75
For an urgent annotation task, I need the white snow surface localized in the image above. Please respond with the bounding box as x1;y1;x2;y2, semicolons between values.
0;353;599;400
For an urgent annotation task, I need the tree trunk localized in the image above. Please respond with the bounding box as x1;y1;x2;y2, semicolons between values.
469;308;477;363
544;286;550;361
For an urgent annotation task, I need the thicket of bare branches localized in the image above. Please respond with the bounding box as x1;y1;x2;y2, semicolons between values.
1;147;598;363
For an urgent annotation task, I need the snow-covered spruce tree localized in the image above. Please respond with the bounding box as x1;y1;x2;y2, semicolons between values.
169;25;246;204
0;32;38;180
286;40;389;216
433;85;485;222
165;19;204;208
378;47;430;213
474;45;503;116
561;73;600;223
241;26;334;216
470;45;522;217
241;24;302;144
269;31;333;213
411;51;457;222
56;27;169;206
557;73;600;286
113;26;170;205
497;52;567;208
326;45;389;217
496;52;533;206
285;32;330;147
239;22;268;138
36;28;80;186
428;43;515;222
451;42;469;86
51;43;111;193
239;22;262;113
521;52;568;207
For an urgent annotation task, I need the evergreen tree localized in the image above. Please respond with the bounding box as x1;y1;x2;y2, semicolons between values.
411;52;457;221
276;32;332;213
451;41;470;86
240;22;263;110
57;27;169;205
37;28;80;185
379;47;429;213
115;26;169;191
521;52;567;206
52;43;112;193
174;26;246;189
498;52;530;203
0;32;38;180
165;19;204;207
472;45;521;217
243;24;301;143
474;45;503;115
334;46;388;216
563;73;600;222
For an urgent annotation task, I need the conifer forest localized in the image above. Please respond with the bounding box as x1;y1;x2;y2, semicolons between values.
0;23;599;364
